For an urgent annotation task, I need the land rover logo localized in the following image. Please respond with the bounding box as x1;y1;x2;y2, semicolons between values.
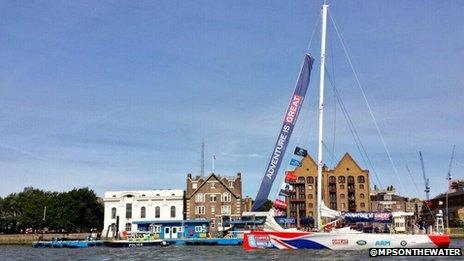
400;240;407;246
356;240;367;246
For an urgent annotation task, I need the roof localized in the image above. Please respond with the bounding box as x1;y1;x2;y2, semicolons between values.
333;153;365;172
187;173;240;199
432;190;464;200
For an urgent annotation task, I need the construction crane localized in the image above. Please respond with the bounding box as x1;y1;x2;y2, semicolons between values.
446;145;456;229
447;145;456;182
419;151;430;200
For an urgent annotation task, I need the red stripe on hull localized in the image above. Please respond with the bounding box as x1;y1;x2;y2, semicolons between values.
428;235;450;248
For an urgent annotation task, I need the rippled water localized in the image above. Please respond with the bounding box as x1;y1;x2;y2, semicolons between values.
1;239;463;261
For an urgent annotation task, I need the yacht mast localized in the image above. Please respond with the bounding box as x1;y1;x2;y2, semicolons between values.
316;1;328;231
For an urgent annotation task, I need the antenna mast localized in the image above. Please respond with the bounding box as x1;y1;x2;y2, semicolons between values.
201;139;205;176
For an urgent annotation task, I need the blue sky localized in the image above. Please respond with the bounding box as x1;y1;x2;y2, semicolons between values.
0;0;463;199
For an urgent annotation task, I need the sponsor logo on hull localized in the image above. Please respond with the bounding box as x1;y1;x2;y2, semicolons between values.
356;240;367;246
332;239;348;245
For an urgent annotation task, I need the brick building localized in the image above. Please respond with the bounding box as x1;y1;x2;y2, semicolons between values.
186;173;242;232
287;153;370;224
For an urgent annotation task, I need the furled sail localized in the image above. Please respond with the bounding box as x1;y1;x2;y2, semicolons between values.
252;54;314;211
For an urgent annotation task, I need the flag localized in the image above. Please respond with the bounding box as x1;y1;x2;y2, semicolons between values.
285;171;297;183
278;189;288;197
294;146;308;157
290;158;302;167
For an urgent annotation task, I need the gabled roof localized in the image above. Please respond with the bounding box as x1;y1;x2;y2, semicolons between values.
333;152;365;172
187;173;240;199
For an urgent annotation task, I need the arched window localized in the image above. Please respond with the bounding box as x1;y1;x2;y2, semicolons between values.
360;193;365;199
359;184;365;190
340;193;345;199
338;176;345;183
155;206;160;218
125;223;132;232
170;206;176;218
298;176;305;183
348;176;355;183
307;177;314;184
140;207;146;218
357;176;365;183
111;207;117;219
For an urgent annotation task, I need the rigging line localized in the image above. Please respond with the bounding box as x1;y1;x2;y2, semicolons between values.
325;67;384;190
405;164;436;223
328;20;337;167
329;12;404;193
306;12;321;52
322;140;337;165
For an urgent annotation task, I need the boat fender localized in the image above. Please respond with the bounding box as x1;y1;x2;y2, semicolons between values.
161;241;169;247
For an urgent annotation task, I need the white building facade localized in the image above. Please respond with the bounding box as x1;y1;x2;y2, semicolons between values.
102;189;184;237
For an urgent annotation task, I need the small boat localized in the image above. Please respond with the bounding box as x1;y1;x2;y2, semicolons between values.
32;238;103;248
103;239;166;248
103;231;167;247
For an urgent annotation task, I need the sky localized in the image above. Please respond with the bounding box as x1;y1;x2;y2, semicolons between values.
0;0;463;199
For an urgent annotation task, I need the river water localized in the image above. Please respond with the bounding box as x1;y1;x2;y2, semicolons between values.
1;239;463;260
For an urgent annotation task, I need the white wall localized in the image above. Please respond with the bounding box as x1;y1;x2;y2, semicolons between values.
102;189;184;236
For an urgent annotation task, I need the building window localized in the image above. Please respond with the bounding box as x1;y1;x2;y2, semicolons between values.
298;177;305;183
360;193;365;199
307;177;314;184
140;207;146;219
348;176;355;183
195;193;205;202
338;176;346;183
111;207;116;219
125;223;131;232
221;192;231;202
308;194;313;199
221;205;231;214
170;206;176;218
341;203;346;209
126;203;132;219
308;203;313;208
228;181;234;188
210;195;217;202
308;185;313;190
155;206;160;218
192;183;198;189
359;184;365;190
308;212;313;217
340;193;345;199
195;206;205;215
340;184;345;189
329;176;336;183
360;202;365;208
357;176;365;183
211;206;215;213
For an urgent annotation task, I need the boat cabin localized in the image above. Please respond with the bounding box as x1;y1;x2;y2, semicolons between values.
133;220;210;240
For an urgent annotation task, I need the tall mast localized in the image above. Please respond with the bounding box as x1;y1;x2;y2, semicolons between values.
316;2;328;231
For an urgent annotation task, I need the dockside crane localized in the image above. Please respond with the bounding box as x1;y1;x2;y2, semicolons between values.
419;151;430;200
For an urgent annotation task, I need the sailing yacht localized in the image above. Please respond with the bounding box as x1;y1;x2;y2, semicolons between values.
242;2;450;250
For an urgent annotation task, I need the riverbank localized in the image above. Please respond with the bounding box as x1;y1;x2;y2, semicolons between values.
0;233;90;245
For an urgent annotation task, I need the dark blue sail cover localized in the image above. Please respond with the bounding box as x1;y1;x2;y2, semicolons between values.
252;54;314;211
343;212;393;223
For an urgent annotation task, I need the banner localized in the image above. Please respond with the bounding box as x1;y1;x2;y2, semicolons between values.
252;54;314;211
342;212;393;223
